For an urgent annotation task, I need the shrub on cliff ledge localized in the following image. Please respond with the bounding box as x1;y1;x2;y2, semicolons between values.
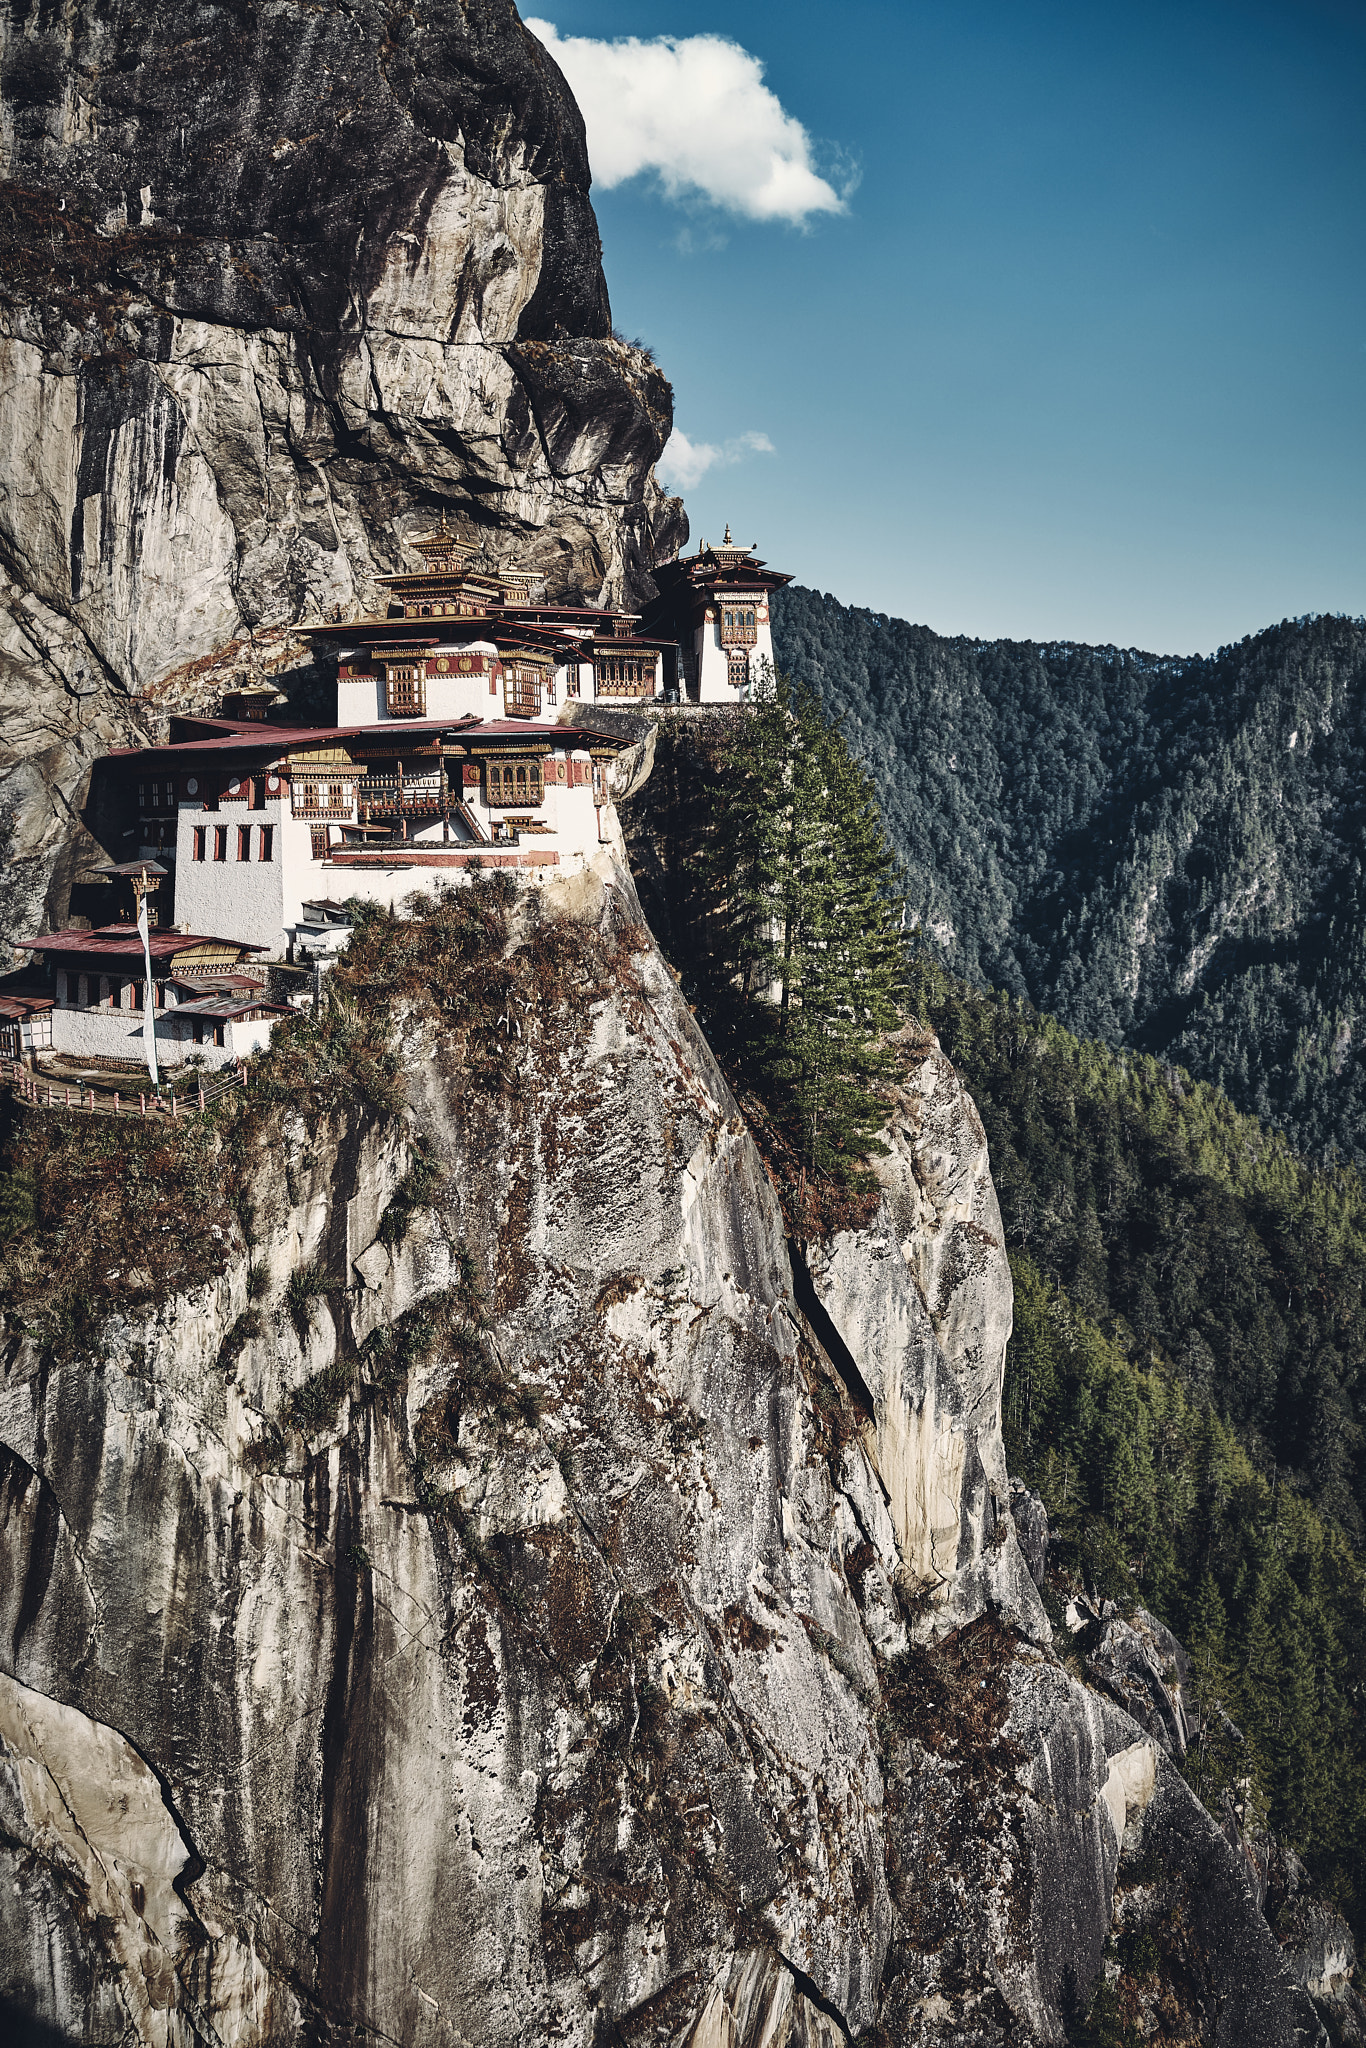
0;876;625;1342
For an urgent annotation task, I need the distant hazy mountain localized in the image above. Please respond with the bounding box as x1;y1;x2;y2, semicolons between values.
772;588;1366;1161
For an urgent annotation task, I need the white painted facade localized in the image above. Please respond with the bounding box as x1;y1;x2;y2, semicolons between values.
335;640;505;725
691;598;775;704
167;742;624;957
48;990;277;1071
334;637;664;719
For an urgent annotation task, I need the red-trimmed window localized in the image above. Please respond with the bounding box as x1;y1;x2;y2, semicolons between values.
213;827;227;862
237;826;252;862
502;663;544;719
485;759;544;806
192;828;206;862
385;663;426;715
259;825;274;862
594;653;654;694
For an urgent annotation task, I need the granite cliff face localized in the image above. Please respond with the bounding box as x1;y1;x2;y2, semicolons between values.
0;0;684;940
0;861;1326;2045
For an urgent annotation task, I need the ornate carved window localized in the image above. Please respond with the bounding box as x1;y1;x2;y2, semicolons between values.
720;602;758;646
594;652;655;696
485;759;544;807
384;663;426;716
728;653;750;693
502;662;544;718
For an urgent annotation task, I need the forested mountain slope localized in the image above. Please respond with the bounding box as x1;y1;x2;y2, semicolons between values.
772;589;1366;1161
905;957;1366;1953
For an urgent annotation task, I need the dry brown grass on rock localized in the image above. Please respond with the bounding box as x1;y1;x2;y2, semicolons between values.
0;882;643;1356
0;1107;239;1349
880;1614;1024;1781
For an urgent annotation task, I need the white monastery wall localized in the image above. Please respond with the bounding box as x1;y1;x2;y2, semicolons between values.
694;614;774;702
336;670;387;723
48;1005;269;1071
174;800;288;952
336;640;505;725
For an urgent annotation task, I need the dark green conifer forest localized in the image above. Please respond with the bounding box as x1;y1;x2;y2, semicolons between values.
772;588;1366;1163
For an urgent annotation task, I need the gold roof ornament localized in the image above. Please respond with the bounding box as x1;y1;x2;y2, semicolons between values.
703;524;757;563
409;510;476;571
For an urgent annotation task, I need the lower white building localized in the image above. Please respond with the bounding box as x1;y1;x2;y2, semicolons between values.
14;929;284;1072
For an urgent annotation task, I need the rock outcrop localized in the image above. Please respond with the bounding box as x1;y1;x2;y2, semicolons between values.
1061;1594;1194;1761
804;1028;1048;1643
0;860;1329;2044
0;0;685;938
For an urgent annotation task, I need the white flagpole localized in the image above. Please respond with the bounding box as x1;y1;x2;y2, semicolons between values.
137;881;159;1089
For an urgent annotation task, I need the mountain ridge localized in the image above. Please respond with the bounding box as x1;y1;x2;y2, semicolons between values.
772;585;1366;1162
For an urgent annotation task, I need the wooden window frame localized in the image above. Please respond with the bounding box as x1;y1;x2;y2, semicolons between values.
502;663;544;719
213;826;228;862
484;758;545;808
385;663;427;716
237;825;252;862
594;652;655;696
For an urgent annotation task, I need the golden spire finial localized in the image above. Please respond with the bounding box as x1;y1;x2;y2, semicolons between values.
723;523;732;546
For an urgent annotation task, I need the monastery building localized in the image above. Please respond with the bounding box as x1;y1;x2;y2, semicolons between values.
8;526;790;1074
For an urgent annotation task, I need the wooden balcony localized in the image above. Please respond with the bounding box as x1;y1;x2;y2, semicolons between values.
357;775;444;816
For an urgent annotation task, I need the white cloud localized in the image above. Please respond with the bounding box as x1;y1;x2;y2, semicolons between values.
526;20;846;224
657;428;775;493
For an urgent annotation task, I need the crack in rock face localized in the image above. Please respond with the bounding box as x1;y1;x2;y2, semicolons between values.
0;0;687;932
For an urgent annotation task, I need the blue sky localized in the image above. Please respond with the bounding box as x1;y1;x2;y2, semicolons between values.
529;1;1365;653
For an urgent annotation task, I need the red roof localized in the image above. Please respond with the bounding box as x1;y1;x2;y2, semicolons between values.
302;603;629;634
112;717;628;766
17;926;264;960
0;994;54;1018
109;722;359;759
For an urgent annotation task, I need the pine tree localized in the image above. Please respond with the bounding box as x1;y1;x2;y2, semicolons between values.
697;664;906;1188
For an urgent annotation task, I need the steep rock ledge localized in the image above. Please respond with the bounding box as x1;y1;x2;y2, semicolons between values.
804;1028;1047;1641
0;861;1325;2044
